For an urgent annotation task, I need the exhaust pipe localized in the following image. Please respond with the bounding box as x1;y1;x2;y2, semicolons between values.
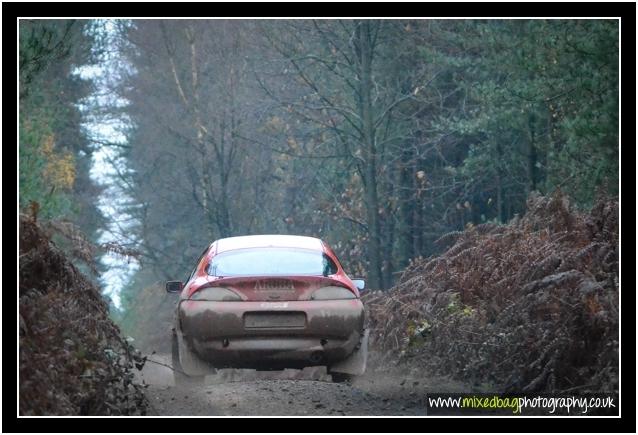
309;350;324;364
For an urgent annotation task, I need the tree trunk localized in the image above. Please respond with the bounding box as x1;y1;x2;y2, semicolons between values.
188;30;218;240
527;112;538;193
496;141;505;223
356;21;383;290
396;146;414;269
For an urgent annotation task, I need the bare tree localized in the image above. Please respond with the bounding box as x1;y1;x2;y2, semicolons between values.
256;20;431;288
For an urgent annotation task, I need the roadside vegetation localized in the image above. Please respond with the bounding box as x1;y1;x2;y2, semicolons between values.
365;191;618;394
19;214;148;415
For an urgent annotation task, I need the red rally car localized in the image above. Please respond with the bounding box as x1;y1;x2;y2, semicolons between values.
166;235;368;384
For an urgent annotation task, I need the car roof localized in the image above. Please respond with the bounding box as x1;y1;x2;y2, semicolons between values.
215;235;324;253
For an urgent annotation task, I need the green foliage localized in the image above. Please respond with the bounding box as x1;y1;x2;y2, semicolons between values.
435;20;618;215
401;319;432;353
19;19;77;90
19;107;75;218
19;20;98;225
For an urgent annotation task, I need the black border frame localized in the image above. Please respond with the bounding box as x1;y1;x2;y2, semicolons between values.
6;2;635;433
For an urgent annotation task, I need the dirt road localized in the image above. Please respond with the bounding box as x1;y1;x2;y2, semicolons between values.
138;354;471;416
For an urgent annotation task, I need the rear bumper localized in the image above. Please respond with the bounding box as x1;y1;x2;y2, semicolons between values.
177;299;364;369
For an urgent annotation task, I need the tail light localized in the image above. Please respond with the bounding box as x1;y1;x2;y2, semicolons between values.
190;287;242;301
310;286;356;300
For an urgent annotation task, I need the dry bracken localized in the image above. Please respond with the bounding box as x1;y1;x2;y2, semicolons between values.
19;215;149;415
364;191;619;394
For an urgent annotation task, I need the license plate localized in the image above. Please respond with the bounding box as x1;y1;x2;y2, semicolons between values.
244;312;306;329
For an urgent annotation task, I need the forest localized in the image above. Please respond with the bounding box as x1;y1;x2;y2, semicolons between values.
18;18;620;415
19;18;618;297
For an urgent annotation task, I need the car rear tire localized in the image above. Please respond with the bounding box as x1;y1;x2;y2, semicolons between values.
171;333;205;387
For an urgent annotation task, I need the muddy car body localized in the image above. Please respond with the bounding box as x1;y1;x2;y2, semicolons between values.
166;235;368;383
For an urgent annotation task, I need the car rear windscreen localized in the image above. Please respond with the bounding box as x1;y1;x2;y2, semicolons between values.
207;248;338;277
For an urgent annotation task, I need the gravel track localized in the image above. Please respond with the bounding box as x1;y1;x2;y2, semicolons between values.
139;354;470;416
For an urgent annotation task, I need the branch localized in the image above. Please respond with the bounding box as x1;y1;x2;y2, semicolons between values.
159;21;190;108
